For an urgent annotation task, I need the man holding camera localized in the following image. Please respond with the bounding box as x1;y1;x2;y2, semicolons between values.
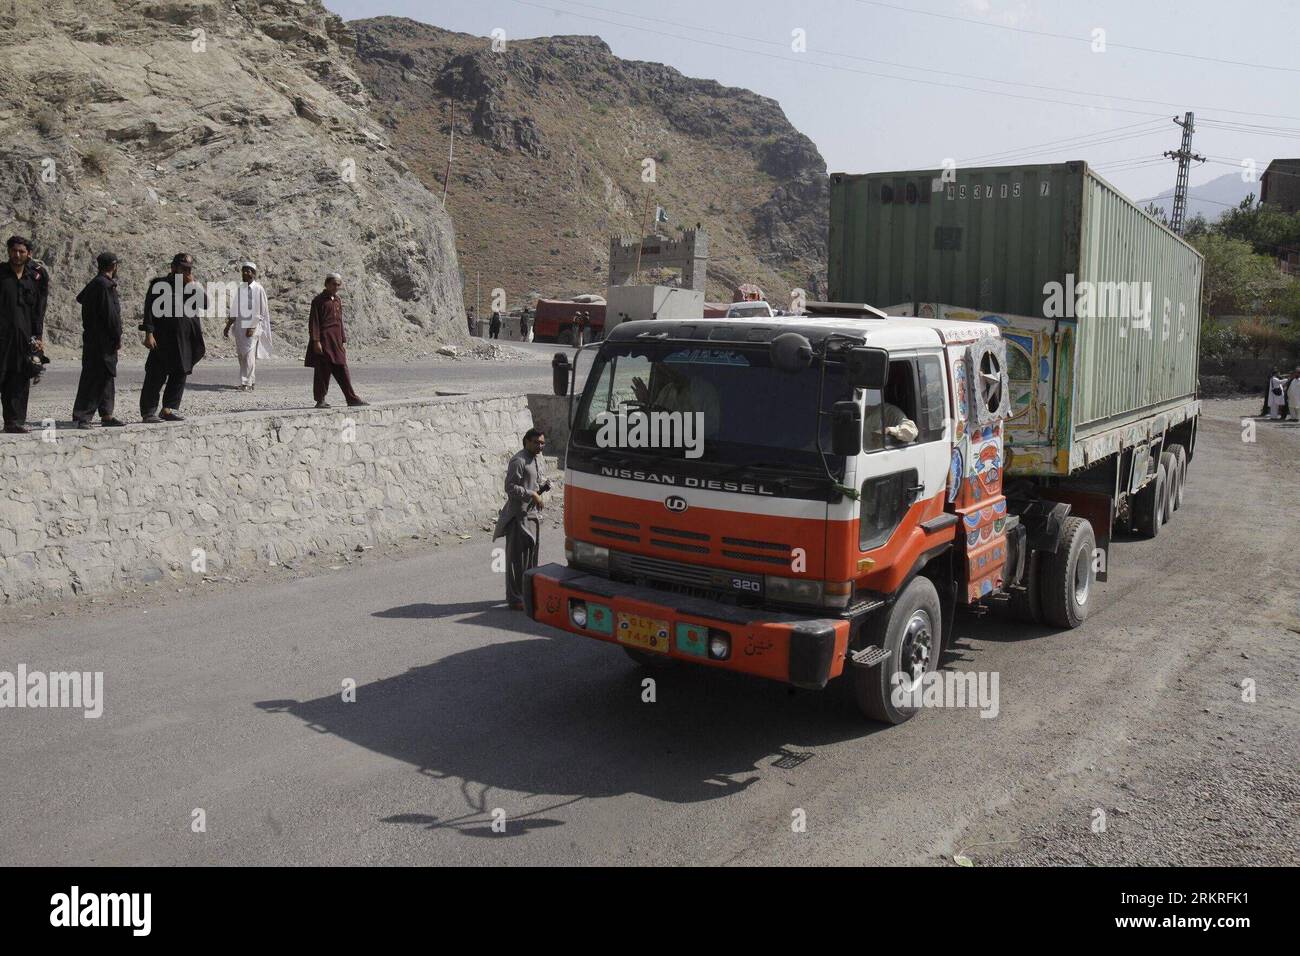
0;235;45;434
493;427;550;609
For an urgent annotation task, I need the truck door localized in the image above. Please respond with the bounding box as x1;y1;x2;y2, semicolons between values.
949;336;1013;601
857;352;951;561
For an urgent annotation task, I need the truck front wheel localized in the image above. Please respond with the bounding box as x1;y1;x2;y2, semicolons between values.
851;576;942;724
1039;516;1095;629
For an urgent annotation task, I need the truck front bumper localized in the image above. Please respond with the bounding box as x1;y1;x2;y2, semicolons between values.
524;563;851;689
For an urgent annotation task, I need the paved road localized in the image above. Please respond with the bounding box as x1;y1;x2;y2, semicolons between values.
33;339;566;398
1;399;1296;865
22;340;572;425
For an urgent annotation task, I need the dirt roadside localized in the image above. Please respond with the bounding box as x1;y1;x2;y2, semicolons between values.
955;398;1299;866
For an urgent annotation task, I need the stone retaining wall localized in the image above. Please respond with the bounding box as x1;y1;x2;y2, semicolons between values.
0;395;559;605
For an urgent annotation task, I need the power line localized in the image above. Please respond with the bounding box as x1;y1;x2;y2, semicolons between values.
963;127;1172;165
541;0;1300;122
504;0;1173;119
852;0;1300;75
956;119;1166;164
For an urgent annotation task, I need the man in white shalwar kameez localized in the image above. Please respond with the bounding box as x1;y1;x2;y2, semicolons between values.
223;261;272;390
1267;369;1286;420
1287;367;1300;422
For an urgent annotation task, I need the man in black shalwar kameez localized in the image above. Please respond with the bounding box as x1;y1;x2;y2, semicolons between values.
72;252;126;429
139;252;206;422
0;235;45;434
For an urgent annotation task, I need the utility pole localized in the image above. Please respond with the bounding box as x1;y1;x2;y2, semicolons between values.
1163;112;1205;235
632;186;653;284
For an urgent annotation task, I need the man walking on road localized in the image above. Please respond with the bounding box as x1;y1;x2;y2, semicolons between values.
223;261;272;390
493;428;549;609
489;310;501;340
0;235;45;434
306;273;366;409
140;252;206;423
72;252;125;429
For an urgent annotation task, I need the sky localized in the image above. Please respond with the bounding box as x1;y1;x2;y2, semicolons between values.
324;0;1300;214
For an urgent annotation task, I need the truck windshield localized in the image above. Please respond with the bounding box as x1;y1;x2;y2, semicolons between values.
572;342;851;475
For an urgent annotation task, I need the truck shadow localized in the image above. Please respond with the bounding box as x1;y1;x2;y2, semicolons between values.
953;609;1067;644
254;607;900;829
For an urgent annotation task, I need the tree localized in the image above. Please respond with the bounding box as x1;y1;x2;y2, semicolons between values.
1189;234;1282;318
1143;201;1170;227
1214;195;1300;256
1183;213;1210;239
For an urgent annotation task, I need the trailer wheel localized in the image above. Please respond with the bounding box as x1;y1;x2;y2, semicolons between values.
1005;550;1044;624
1159;451;1178;525
851;576;942;724
1168;444;1187;511
1039;517;1095;629
1132;461;1166;538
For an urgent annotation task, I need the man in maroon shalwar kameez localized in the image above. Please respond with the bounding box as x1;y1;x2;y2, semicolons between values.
305;273;367;409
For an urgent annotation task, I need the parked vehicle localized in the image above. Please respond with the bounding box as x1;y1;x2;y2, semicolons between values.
522;161;1202;724
724;300;776;318
532;298;607;344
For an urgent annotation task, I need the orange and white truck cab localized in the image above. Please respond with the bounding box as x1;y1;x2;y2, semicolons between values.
527;312;1037;723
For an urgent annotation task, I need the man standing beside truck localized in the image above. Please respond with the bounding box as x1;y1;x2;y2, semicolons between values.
493;428;550;610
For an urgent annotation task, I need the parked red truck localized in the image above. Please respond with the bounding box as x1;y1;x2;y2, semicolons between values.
532;298;607;344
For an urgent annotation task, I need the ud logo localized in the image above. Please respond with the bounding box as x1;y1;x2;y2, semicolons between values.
664;495;688;513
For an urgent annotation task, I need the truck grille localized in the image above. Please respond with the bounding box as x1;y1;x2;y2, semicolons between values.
610;551;718;589
608;550;763;605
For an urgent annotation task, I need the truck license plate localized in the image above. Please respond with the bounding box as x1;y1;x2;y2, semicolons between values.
616;613;671;654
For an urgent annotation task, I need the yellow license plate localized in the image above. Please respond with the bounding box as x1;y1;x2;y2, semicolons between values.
616;613;671;654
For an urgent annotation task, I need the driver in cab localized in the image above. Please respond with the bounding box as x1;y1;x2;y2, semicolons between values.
862;363;918;450
630;362;722;434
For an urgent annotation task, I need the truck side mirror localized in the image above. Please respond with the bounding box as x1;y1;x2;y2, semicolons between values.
551;352;571;396
830;400;862;457
847;347;889;389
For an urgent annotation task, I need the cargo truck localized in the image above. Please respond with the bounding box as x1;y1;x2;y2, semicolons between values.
523;161;1202;724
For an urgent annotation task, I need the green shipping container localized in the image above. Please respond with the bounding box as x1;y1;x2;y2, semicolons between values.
828;161;1202;476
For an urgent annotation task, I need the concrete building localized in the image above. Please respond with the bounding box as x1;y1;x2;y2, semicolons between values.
1260;159;1300;215
608;228;709;291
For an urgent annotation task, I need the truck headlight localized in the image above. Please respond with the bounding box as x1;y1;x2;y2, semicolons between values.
569;539;610;571
764;575;823;606
764;576;853;609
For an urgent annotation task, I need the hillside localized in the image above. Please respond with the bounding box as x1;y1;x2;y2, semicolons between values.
0;0;466;350
1148;170;1261;225
350;17;828;310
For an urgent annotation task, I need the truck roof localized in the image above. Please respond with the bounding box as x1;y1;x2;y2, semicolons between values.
605;315;1000;350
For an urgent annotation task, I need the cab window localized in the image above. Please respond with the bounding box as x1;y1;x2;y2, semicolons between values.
863;357;945;450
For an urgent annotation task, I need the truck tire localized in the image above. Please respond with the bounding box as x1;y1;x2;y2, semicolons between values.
851;576;942;724
1168;444;1187;511
1159;451;1178;525
1132;461;1166;538
1039;516;1095;629
1005;550;1044;624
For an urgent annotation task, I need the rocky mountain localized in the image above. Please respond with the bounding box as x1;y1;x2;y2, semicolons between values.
350;18;828;309
1148;171;1262;226
0;0;466;351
